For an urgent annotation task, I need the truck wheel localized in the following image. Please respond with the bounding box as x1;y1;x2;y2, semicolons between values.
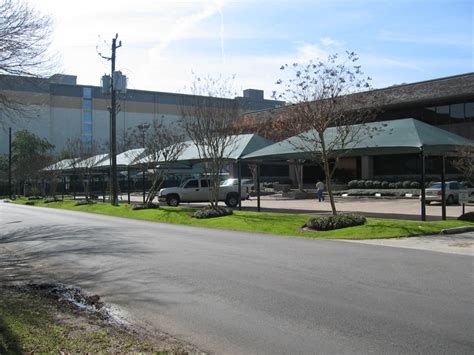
166;194;180;207
446;195;455;205
225;193;239;208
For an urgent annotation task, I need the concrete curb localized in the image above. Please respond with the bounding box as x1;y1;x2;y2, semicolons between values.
441;226;474;234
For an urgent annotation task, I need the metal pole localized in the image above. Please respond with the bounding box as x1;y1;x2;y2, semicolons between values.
127;166;131;204
8;127;12;198
257;163;261;212
420;149;426;221
61;176;65;200
237;159;242;210
441;155;446;221
142;165;146;204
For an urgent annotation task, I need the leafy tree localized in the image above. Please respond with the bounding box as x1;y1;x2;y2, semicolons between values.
273;52;380;215
11;129;54;194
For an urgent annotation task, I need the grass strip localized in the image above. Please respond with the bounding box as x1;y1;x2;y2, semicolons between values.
11;198;473;239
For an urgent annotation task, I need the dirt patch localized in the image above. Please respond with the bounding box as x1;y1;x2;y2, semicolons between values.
448;242;473;248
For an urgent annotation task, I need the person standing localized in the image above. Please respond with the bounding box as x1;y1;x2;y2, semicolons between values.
316;180;325;202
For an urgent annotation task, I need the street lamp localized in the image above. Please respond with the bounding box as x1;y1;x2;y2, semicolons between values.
137;123;150;203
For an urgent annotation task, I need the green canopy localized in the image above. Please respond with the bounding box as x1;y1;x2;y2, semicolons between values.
136;134;274;165
242;118;473;161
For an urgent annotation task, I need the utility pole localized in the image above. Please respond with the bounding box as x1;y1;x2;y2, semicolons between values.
100;34;122;206
8;127;12;199
110;35;120;206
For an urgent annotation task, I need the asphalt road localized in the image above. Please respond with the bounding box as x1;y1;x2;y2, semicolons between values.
1;202;473;354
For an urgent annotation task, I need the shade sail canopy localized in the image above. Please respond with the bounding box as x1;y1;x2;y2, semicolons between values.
42;158;80;171
135;134;274;165
242;118;474;161
94;148;146;168
74;153;110;169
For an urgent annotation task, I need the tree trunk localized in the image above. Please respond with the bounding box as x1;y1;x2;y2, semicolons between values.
319;133;337;215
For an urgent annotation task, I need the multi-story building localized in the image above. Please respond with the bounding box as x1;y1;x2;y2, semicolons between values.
0;73;284;154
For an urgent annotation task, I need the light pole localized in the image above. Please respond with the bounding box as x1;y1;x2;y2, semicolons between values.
137;123;150;204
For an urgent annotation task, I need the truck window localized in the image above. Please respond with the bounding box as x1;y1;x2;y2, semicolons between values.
200;180;210;188
184;180;198;189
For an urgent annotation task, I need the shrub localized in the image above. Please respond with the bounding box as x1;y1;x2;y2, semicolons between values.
410;181;420;188
44;197;62;204
388;182;396;189
193;206;233;219
132;202;160;210
28;196;43;200
402;181;412;188
372;180;381;189
25;201;35;205
356;180;366;188
74;200;96;206
348;180;359;188
458;212;474;222
304;214;367;231
395;181;403;189
381;181;390;189
364;180;374;188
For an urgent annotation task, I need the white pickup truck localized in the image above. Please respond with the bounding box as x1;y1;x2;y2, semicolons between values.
158;178;251;207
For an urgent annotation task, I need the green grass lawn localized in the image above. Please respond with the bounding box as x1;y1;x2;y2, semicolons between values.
11;198;473;240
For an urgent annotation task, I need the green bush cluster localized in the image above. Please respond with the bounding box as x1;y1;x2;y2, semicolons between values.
348;179;420;189
193;206;233;219
131;202;160;210
458;212;474;222
305;214;367;231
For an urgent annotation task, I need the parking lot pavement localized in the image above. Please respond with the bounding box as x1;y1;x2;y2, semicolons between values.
340;232;474;256
240;195;473;220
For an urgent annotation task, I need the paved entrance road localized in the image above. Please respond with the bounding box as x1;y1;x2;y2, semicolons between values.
1;202;473;354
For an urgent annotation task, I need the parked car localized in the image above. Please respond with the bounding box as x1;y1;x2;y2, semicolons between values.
220;178;254;197
158;178;250;207
424;181;469;205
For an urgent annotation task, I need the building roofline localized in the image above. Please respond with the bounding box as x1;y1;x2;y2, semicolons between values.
242;72;474;116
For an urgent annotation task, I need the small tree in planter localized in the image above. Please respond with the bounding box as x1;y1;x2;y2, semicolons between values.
180;75;240;213
273;52;381;215
128;119;187;207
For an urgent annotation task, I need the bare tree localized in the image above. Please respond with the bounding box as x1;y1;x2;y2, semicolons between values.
63;138;104;201
128;119;187;206
0;0;53;128
274;52;380;215
180;75;241;210
453;144;473;182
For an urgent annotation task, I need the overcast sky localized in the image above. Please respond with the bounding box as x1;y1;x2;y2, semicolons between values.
36;0;472;98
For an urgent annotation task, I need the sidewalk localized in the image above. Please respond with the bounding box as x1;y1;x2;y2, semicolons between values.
340;232;474;256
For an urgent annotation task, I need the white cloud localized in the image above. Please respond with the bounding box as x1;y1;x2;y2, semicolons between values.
320;37;341;46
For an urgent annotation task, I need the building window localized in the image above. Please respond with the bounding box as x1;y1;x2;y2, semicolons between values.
82;87;93;144
450;103;464;120
466;102;474;121
83;87;92;99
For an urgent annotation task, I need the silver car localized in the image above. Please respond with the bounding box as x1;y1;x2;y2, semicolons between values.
425;181;463;205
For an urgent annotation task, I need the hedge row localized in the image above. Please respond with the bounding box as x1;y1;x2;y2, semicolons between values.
348;180;420;189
